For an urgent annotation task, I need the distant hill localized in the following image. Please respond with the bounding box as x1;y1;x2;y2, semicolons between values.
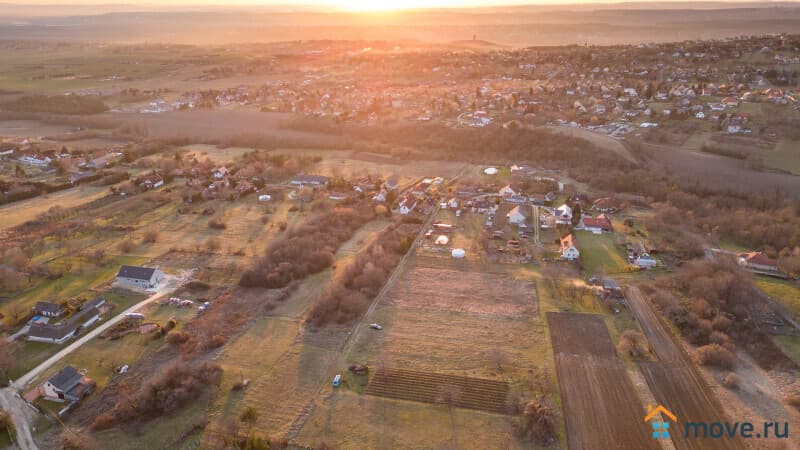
1;3;800;46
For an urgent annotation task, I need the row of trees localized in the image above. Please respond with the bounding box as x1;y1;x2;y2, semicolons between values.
646;259;797;371
239;204;375;288
305;222;419;328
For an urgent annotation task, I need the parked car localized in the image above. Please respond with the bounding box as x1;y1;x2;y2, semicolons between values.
332;374;341;387
370;323;383;330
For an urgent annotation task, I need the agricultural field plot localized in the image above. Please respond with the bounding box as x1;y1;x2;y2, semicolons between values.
0;184;111;229
639;364;746;450
180;144;256;164
626;287;747;450
303;148;469;188
294;257;555;449
548;312;615;357
386;265;538;317
366;367;509;414
547;312;658;450
297;390;521;450
345;258;547;374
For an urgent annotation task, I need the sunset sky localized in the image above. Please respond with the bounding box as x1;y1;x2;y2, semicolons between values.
11;0;743;10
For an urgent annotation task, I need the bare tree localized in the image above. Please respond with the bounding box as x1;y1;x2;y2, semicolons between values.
487;347;508;373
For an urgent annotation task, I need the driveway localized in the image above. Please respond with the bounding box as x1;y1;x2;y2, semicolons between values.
12;274;185;390
0;388;37;450
1;272;188;450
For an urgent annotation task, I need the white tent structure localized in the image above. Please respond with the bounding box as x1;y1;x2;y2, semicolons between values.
451;248;466;258
483;167;499;175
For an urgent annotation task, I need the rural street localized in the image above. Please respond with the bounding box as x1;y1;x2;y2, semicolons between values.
11;275;183;390
1;273;186;450
0;389;37;450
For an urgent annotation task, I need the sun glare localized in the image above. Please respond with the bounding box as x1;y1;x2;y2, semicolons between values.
339;0;431;12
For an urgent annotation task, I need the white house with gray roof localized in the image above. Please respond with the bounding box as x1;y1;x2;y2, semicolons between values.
116;265;164;290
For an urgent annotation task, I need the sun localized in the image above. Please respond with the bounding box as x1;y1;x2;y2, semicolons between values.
338;0;428;12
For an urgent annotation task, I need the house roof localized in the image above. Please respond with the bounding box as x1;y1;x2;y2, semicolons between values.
34;301;63;314
292;174;329;184
48;365;83;392
560;234;577;250
81;297;106;311
582;216;612;229
116;265;157;281
738;252;777;268
29;307;100;341
508;205;528;217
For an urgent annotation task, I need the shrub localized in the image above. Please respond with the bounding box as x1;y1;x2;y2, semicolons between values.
208;218;226;229
240;205;374;289
90;412;116;431
163;319;177;333
722;372;741;390
696;344;735;370
306;222;420;327
117;239;136;253
59;430;99;450
110;362;223;425
166;330;189;345
142;230;159;244
515;400;556;446
617;330;650;359
205;237;221;252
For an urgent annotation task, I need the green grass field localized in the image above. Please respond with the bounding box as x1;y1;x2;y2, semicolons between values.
575;231;629;276
757;278;800;322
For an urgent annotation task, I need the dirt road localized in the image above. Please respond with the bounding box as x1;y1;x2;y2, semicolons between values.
625;286;746;450
0;389;37;450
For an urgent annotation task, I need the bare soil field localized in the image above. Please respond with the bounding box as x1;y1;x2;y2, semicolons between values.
639;363;746;450
626;287;747;450
547;312;658;450
547;311;616;358
386;265;537;317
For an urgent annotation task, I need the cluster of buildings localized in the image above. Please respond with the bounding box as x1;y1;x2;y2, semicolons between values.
155;35;798;133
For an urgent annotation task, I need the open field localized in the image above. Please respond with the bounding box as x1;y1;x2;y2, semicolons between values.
288;253;557;449
547;312;658;450
575;230;629;277
542;125;637;164
642;141;800;198
386;265;537;317
108;109;327;143
0;185;111;229
757;278;800;323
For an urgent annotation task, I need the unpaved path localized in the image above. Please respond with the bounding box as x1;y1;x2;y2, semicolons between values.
0;388;37;450
626;286;746;450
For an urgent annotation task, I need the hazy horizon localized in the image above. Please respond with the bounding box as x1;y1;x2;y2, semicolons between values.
7;0;800;9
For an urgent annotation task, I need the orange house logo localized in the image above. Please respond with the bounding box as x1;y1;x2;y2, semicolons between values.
645;404;677;440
